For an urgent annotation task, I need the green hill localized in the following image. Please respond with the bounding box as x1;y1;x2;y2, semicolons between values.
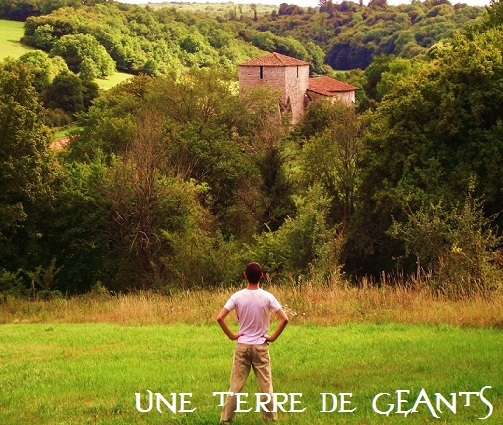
5;0;485;76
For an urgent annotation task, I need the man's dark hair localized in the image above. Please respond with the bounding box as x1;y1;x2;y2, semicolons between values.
245;262;263;284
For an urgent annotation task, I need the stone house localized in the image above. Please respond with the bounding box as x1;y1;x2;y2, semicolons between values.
238;52;358;124
307;75;357;105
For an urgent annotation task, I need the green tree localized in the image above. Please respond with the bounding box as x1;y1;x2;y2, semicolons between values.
238;85;296;233
32;23;56;51
389;187;503;297
98;111;218;290
252;184;339;280
50;33;115;78
43;156;112;293
100;112;171;290
67;74;153;161
352;26;503;279
69;69;264;240
17;50;68;93
482;0;503;30
300;99;362;229
0;60;54;274
43;70;84;115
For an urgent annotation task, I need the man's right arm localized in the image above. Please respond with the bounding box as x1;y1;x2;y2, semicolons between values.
263;308;289;343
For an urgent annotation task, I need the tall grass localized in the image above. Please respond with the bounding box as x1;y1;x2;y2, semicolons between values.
1;283;501;327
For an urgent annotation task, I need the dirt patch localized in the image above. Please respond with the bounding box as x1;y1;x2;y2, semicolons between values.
51;137;69;150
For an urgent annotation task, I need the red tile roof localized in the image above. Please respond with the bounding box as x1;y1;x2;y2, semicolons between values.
308;76;358;96
239;52;309;67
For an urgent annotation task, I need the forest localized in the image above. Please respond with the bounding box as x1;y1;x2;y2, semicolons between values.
1;0;503;299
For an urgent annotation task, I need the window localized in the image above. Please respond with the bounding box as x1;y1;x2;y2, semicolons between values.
260;66;263;79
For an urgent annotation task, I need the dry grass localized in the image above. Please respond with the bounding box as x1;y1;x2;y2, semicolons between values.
1;284;502;327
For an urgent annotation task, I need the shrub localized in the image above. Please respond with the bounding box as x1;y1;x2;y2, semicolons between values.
0;269;26;299
251;184;345;284
390;185;503;298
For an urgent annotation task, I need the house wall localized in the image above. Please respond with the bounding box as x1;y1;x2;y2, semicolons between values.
239;65;283;90
307;90;356;105
337;91;356;104
238;63;310;124
284;64;310;124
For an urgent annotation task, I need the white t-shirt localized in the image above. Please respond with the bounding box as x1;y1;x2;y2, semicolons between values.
223;288;282;345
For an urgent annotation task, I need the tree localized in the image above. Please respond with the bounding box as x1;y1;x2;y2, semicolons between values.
252;184;340;280
368;0;388;9
352;26;503;279
50;33;115;78
300;99;362;232
483;0;503;30
69;69;265;240
238;85;296;233
32;23;56;51
250;3;258;21
17;50;68;93
43;71;84;116
389;186;503;297
101;111;169;290
67;74;153;161
42;156;112;293
0;60;54;273
98;111;219;290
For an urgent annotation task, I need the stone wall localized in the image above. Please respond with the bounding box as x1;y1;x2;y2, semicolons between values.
307;90;356;105
238;63;310;124
284;64;310;124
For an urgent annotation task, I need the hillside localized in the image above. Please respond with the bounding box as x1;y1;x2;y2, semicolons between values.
1;0;486;75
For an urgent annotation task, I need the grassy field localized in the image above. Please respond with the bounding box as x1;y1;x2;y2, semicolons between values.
0;19;33;59
95;72;133;90
1;286;502;424
0;322;500;424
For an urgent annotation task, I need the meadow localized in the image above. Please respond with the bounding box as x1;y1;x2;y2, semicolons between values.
0;19;33;58
1;285;502;424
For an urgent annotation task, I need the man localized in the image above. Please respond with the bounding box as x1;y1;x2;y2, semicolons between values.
216;262;289;423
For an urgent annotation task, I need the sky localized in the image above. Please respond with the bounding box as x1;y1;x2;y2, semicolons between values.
120;0;493;7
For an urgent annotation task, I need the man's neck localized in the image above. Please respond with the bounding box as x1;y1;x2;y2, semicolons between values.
246;283;260;290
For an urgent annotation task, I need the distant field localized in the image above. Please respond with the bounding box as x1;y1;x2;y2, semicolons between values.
0;19;34;59
95;72;133;89
0;322;501;424
145;1;278;18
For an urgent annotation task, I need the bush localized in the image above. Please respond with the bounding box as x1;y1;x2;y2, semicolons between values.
160;229;249;291
390;185;503;298
0;269;27;299
43;107;71;127
251;184;344;283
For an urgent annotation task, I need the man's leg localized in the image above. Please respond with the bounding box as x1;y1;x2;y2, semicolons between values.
220;344;252;423
251;344;277;421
